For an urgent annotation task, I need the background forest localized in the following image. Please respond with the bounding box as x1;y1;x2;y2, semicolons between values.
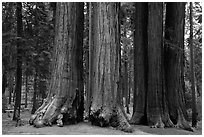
2;2;202;134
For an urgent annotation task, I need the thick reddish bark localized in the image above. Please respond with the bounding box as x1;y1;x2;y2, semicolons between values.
29;2;84;128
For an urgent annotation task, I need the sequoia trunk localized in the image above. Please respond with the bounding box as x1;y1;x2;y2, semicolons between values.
29;2;84;128
130;2;148;125
89;3;133;133
131;3;169;127
146;3;164;127
131;3;193;131
165;2;193;131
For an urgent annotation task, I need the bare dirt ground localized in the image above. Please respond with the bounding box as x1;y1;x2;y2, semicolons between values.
2;110;202;135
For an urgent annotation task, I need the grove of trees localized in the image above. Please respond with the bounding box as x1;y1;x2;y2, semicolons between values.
2;2;202;133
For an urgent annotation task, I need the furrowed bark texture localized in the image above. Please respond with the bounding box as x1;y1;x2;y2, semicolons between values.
131;2;193;132
89;2;133;133
147;3;165;127
130;2;148;125
29;2;84;128
165;2;193;131
86;2;96;117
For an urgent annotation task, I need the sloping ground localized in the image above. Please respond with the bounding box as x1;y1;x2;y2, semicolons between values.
2;110;202;135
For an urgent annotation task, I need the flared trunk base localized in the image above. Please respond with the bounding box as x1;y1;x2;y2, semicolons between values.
90;105;133;133
130;109;194;132
29;91;83;128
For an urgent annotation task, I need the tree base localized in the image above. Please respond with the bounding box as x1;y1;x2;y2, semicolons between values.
90;105;134;133
29;91;83;128
130;109;194;132
129;112;147;125
175;109;194;132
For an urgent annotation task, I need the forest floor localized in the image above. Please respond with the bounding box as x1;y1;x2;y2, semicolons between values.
2;110;202;135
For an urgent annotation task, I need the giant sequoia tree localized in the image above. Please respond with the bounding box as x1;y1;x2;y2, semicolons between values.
164;2;193;131
131;2;169;128
88;2;133;132
131;2;193;131
130;2;148;125
28;2;196;132
29;2;84;127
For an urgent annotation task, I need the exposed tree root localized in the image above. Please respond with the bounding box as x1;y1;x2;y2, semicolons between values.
29;91;82;128
89;106;112;127
111;106;134;132
90;105;133;133
149;116;164;128
130;109;193;132
162;113;175;128
175;108;194;132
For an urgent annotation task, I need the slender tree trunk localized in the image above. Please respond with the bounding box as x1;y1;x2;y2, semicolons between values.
124;59;129;114
13;90;16;103
13;2;23;121
2;71;7;95
31;72;38;114
89;2;133;133
25;74;28;108
29;2;84;128
127;60;131;113
165;2;193;131
87;2;94;117
124;48;129;113
2;71;7;113
190;2;197;127
84;2;89;118
8;72;14;105
123;28;129;113
9;87;12;105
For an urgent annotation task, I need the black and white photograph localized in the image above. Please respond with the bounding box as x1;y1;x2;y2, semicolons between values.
1;2;202;135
